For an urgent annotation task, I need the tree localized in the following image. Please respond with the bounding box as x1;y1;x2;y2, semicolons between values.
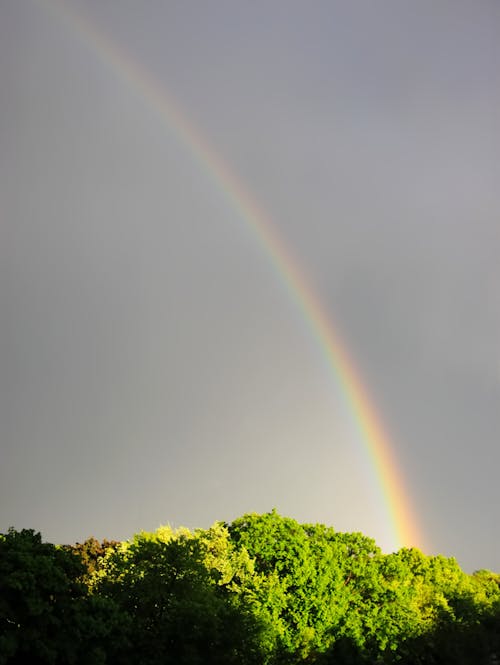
95;526;268;664
0;529;116;664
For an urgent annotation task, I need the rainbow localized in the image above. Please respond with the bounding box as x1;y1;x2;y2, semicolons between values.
37;0;423;551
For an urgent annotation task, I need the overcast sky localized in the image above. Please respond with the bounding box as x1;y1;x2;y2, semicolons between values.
1;0;499;572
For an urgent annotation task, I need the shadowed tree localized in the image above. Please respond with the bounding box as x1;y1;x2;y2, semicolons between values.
0;528;127;665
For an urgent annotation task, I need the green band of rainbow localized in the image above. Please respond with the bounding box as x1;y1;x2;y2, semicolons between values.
39;0;424;551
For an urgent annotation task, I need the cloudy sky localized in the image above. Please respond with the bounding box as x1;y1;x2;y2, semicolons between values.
1;0;499;572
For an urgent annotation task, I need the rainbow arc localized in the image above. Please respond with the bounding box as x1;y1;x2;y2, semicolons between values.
38;0;423;551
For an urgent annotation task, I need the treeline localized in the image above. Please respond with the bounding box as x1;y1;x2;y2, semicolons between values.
1;511;499;664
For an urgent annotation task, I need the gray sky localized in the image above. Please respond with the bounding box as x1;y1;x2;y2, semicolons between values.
1;0;499;572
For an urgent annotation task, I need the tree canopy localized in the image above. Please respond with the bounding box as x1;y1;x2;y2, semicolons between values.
1;513;499;664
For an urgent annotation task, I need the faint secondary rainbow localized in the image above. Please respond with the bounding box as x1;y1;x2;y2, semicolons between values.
39;0;423;551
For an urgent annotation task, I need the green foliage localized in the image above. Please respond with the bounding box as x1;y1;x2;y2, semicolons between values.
0;528;125;664
2;514;500;664
227;512;386;659
94;526;268;664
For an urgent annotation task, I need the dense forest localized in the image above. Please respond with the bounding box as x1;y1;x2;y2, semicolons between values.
1;511;499;664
